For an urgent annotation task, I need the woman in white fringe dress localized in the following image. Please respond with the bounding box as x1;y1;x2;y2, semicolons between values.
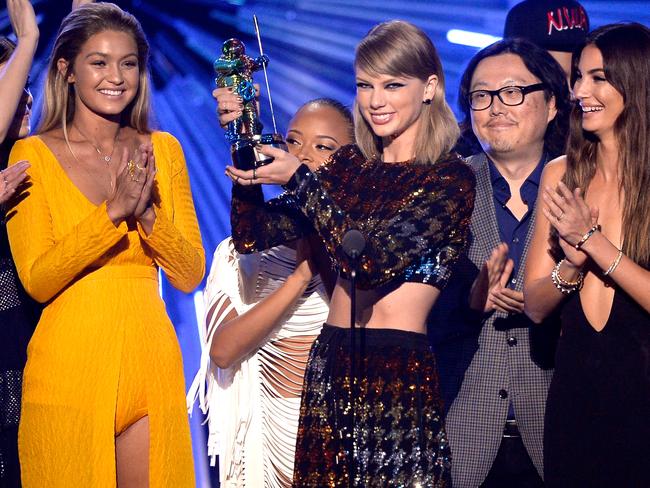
188;98;354;487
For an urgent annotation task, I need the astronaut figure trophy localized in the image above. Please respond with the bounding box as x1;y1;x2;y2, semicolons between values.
215;36;286;170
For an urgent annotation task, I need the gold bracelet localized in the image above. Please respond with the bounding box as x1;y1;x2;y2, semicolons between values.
575;225;600;250
551;259;584;294
603;249;623;276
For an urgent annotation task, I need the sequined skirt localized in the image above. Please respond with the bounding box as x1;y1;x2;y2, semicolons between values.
293;324;451;487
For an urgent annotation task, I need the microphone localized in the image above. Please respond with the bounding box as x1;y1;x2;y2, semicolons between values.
341;229;366;482
342;229;366;260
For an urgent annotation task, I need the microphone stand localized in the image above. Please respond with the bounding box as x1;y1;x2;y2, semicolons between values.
348;256;358;488
341;229;365;488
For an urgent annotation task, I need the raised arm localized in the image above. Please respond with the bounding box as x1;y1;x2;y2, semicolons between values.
230;184;309;254
228;146;476;289
0;0;38;142
71;0;95;9
137;133;205;292
291;156;475;289
211;87;302;253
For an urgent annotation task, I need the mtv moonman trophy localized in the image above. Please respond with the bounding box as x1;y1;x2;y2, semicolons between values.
215;15;286;170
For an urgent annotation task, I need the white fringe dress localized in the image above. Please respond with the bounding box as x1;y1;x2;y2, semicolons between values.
187;237;329;487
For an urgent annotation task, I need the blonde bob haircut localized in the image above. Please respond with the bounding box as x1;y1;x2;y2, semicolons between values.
38;3;152;135
354;20;459;164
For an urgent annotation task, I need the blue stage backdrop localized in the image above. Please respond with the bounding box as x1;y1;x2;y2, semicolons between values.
2;1;648;485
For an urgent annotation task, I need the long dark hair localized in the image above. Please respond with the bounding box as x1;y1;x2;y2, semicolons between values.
457;37;571;158
564;22;650;266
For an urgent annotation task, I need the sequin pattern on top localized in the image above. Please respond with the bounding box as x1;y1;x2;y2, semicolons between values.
230;183;312;254
292;325;451;487
283;144;475;290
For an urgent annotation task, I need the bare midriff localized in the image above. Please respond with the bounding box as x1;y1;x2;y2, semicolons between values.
325;278;439;334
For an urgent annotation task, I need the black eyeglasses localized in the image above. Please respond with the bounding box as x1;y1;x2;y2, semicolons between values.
468;83;546;111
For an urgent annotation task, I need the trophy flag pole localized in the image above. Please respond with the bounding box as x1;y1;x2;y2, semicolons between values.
253;15;279;135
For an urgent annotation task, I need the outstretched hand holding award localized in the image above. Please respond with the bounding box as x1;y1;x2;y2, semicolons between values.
215;15;287;170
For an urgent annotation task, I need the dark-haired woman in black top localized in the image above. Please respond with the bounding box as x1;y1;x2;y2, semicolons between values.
524;23;650;487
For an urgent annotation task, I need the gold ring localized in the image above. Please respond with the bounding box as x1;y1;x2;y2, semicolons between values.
252;167;257;180
127;160;137;177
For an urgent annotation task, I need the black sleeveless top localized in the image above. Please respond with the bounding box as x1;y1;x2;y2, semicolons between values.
544;288;650;487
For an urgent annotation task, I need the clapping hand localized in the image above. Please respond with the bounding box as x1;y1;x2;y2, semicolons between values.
470;243;525;314
542;181;599;268
133;144;157;235
133;144;157;219
106;146;148;226
0;160;29;205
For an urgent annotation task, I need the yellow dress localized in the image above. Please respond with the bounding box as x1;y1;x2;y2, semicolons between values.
7;132;205;487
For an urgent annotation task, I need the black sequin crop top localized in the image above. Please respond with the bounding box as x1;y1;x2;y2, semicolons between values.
231;144;475;290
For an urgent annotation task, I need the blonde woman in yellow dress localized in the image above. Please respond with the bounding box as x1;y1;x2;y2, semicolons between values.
6;4;204;487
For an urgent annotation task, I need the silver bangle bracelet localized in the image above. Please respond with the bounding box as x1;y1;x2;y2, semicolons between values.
603;249;623;276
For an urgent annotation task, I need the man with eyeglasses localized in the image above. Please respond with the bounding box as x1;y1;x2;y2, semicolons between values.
428;38;571;488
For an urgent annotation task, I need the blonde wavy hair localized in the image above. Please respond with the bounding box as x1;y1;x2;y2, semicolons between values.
37;2;152;136
354;20;459;164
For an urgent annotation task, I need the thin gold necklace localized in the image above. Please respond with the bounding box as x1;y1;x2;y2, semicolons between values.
66;125;118;192
72;124;120;165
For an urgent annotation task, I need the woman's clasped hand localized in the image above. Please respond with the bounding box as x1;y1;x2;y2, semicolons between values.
106;144;157;228
542;180;599;267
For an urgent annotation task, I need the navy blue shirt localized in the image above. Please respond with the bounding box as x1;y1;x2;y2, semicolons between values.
488;156;546;287
489;155;546;421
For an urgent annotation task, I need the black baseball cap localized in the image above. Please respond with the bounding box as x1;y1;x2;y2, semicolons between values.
504;0;590;52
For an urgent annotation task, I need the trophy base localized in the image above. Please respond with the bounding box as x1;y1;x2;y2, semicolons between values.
231;133;288;171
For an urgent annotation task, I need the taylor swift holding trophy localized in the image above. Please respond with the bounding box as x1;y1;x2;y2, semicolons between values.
225;20;475;487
